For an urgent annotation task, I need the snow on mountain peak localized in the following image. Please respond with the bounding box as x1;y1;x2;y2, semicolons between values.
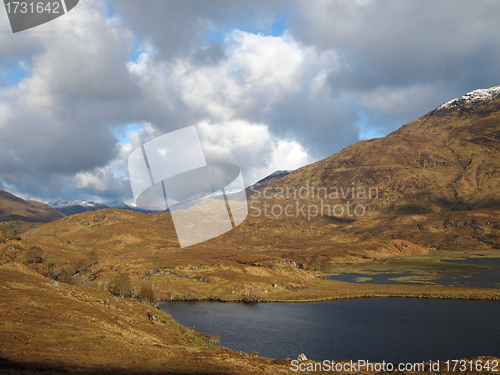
437;85;500;111
48;198;107;209
267;170;294;178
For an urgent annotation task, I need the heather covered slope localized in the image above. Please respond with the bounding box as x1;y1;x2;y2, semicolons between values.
270;86;500;216
15;206;500;302
0;262;294;374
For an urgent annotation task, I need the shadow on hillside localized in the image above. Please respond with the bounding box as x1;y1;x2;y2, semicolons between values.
323;215;358;224
391;197;500;216
0;356;235;375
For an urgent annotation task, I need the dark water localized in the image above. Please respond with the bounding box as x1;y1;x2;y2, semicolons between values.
329;258;500;288
439;258;500;288
161;298;500;363
329;271;414;285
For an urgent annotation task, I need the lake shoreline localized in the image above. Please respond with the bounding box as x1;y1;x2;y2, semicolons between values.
165;284;500;303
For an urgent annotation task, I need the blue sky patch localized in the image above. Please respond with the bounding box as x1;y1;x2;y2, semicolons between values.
355;111;386;140
104;1;115;18
205;12;289;44
130;41;147;64
268;14;289;37
113;123;142;145
206;30;226;42
1;60;30;87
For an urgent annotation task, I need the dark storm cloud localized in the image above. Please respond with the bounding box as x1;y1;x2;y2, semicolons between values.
0;0;141;200
109;0;500;155
191;41;227;67
110;0;290;59
290;0;500;120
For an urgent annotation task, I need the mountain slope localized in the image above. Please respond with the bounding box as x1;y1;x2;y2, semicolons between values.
269;85;500;216
246;170;293;196
0;189;65;222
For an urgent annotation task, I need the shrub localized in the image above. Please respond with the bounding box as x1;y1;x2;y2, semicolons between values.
52;264;77;284
6;229;20;241
25;246;43;264
109;272;132;298
139;282;159;305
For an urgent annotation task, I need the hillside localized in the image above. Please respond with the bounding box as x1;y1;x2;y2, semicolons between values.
246;170;293;195
269;86;500;217
12;86;500;302
2;264;494;374
0;189;65;222
14;204;500;305
0;262;293;374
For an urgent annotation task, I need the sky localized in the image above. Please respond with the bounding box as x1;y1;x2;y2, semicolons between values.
0;0;500;205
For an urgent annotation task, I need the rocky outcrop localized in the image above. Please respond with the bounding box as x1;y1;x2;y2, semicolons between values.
297;353;307;361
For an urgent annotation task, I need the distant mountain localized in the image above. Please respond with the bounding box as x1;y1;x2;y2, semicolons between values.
246;170;293;196
0;189;65;222
46;197;167;216
105;200;164;214
104;200;133;210
268;85;500;216
168;188;245;210
48;198;109;216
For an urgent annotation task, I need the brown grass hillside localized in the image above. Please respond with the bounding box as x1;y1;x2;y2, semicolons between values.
0;262;296;374
8;206;499;303
270;93;500;216
0;189;65;222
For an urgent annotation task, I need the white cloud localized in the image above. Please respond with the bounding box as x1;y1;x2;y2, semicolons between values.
196;120;311;186
75;168;112;192
128;29;340;123
267;139;310;172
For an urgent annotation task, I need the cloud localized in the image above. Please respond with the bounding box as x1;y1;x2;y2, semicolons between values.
0;0;139;200
126;29;353;159
291;0;500;109
110;0;291;60
196;119;311;185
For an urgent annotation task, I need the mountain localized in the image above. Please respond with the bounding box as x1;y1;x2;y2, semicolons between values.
266;85;500;217
0;189;65;222
106;200;165;214
48;198;109;216
104;200;133;210
246;170;293;196
47;197;167;216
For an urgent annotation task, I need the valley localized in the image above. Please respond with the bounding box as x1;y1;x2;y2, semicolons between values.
2;86;500;373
